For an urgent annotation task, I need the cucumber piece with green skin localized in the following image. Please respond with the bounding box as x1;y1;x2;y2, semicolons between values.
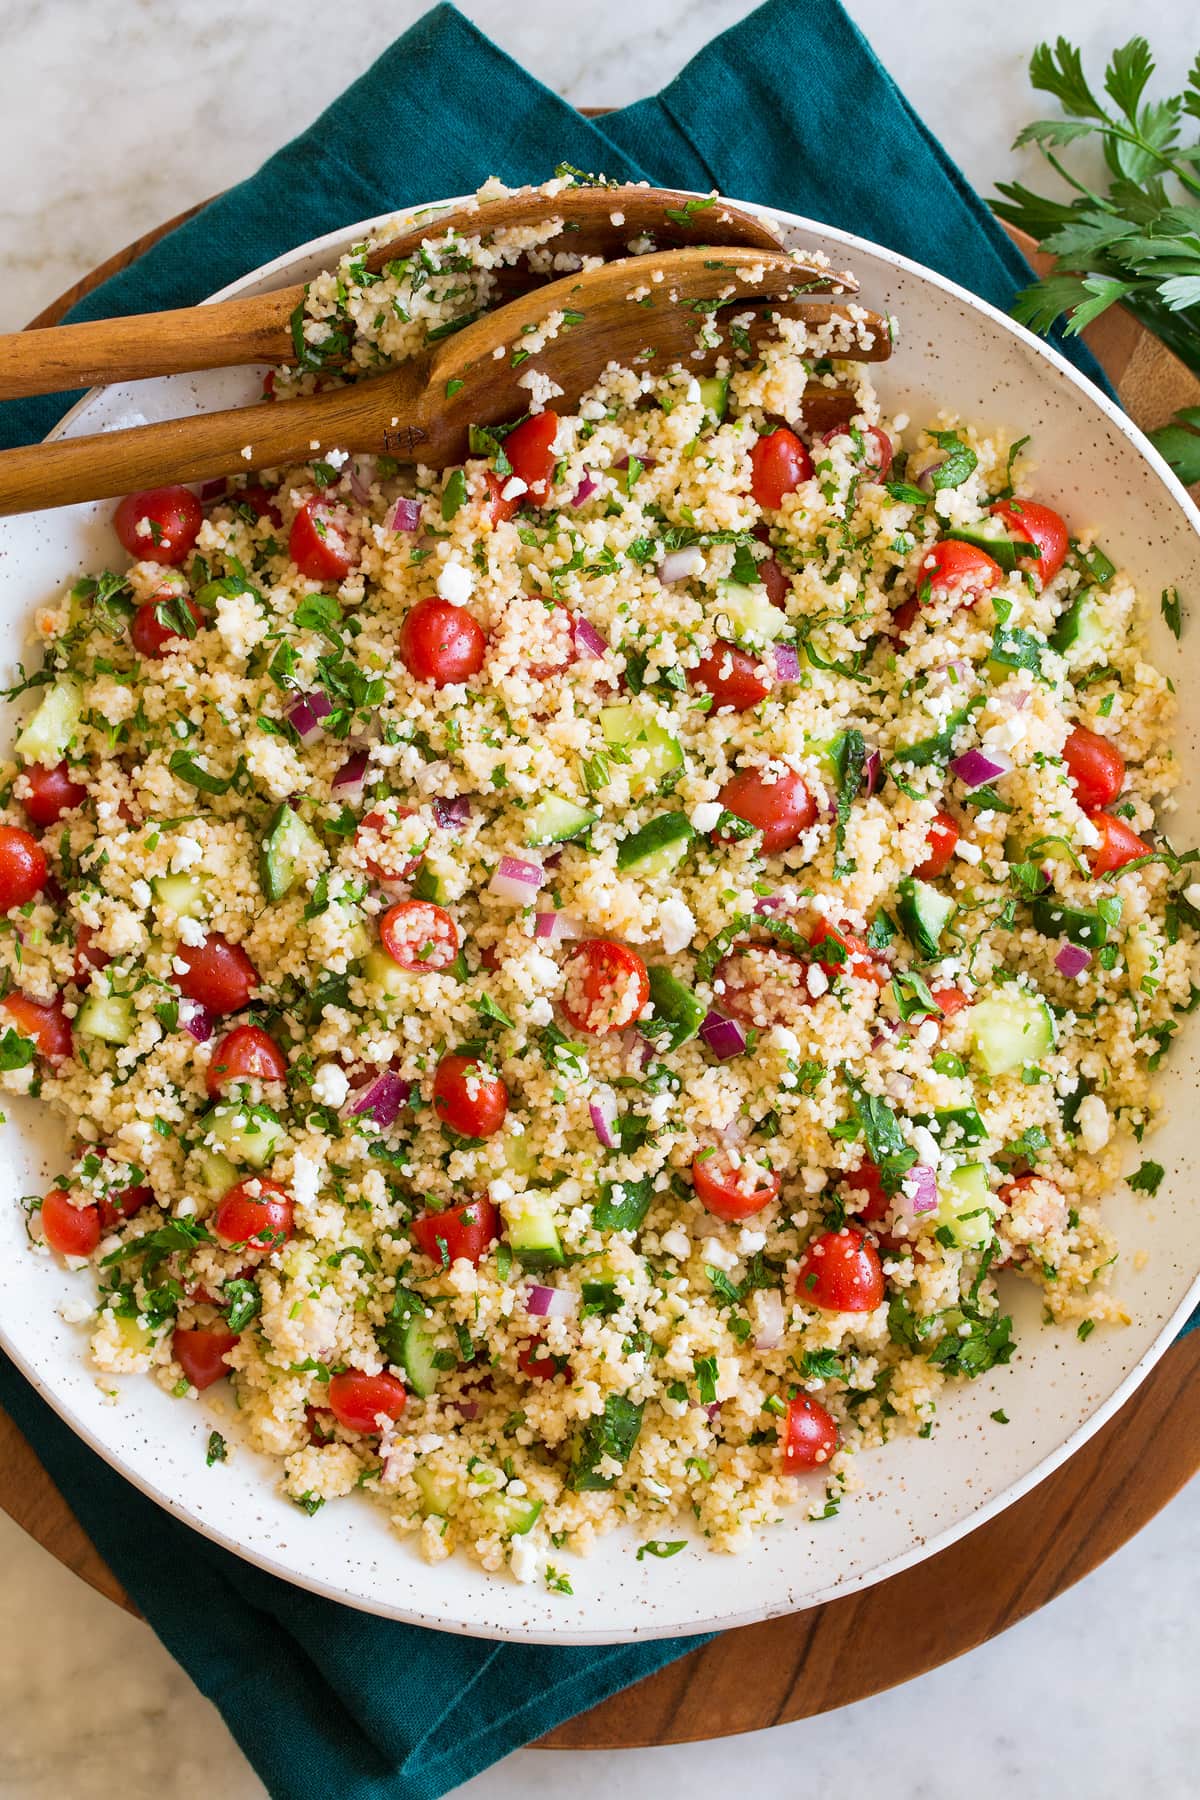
1050;592;1107;659
398;1316;440;1398
715;578;788;646
15;678;82;763
524;793;598;847
643;964;705;1050
913;1106;988;1148
365;946;408;997
500;1192;564;1269
599;705;683;796
195;1149;239;1193
413;1464;459;1519
616;811;694;877
203;1101;285;1170
946;518;1036;571
480;1489;543;1536
896;877;956;957
152;873;205;919
261;803;322;903
411;862;451;904
967;987;1055;1076
503;1133;539;1178
935;1161;995;1249
698;376;729;421
893;698;983;768
76;993;134;1045
1030;895;1110;948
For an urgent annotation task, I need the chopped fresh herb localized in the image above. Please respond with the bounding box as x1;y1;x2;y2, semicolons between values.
206;1430;228;1466
1128;1160;1164;1195
636;1539;687;1560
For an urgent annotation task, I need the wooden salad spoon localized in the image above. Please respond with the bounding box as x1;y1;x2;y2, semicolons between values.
0;186;858;402
0;246;891;514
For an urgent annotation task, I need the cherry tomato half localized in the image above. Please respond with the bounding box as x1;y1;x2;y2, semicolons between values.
74;924;110;982
1063;725;1124;814
357;806;424;886
212;1179;294;1253
692;1150;781;1220
504;410;560;504
173;1324;240;1391
750;427;813;509
0;825;47;909
781;1393;840;1472
990;498;1068;586
809;920;887;986
796;1228;884;1312
21;762;86;828
236;483;283;527
914;809;960;880
206;1024;287;1096
113;486;203;566
40;1187;100;1257
432;1053;509;1139
1089;812;1151;875
96;1182;154;1230
518;1340;574;1382
718;766;816;855
692;640;772;712
288;497;355;582
379;900;461;972
713;944;811;1030
819;424;893;480
175;934;258;1015
932;986;970;1019
919;539;1003;605
559;939;650;1035
399;597;486;687
2;992;72;1061
410;1197;500;1267
327;1370;408;1434
843;1159;889;1224
130;595;206;660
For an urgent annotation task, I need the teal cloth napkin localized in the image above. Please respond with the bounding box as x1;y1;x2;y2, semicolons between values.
0;4;1162;1797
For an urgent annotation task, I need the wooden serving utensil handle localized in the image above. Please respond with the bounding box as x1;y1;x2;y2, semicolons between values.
0;289;302;403
0;364;430;514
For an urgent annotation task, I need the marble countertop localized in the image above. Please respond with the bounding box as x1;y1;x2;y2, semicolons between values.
1;0;1197;1794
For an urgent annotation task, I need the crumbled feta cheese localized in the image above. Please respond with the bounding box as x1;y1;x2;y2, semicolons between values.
500;475;529;502
436;560;474;607
509;1538;540;1584
911;1124;941;1169
177;914;207;948
690;801;723;834
290;1152;321;1209
311;1063;349;1107
170;835;204;873
661;1226;690;1260
702;1237;739;1272
658;896;696;954
1077;1095;1111;1155
130;878;152;909
806;964;829;999
955;840;983;865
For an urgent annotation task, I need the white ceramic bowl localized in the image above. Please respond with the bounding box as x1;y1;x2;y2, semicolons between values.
2;198;1198;1645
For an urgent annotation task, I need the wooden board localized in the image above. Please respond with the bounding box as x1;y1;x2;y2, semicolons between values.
1;196;1198;1750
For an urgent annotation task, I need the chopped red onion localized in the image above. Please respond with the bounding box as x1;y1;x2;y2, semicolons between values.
331;750;370;806
1055;942;1092;978
286;690;334;747
348;464;372;506
455;1401;480;1421
433;796;471;832
589;1087;620;1150
754;894;789;915
525;1283;577;1319
900;1164;938;1215
543;849;564;871
699;1009;748;1061
949;747;1012;789
343;1070;411;1127
199;478;229;505
704;1401;722;1421
753;1289;786;1350
534;909;581;943
572;615;608;659
490;855;545;904
773;643;801;682
179;999;213;1044
658;547;705;585
391;496;423;533
571;475;598;508
1009;687;1033;711
909;449;946;494
863;748;883;796
613;454;655;472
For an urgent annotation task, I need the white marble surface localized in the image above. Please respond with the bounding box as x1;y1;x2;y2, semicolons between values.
1;1;1198;1795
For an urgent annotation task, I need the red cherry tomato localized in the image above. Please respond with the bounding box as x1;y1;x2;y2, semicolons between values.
819;424;893;480
796;1228;885;1312
718;766;816;854
782;1393;840;1473
890;595;920;638
357;807;424;886
173;1324;240;1391
1063;726;1124;814
379;900;460;972
0;825;47;909
212;1179;294;1252
175;934;257;1015
1089;812;1151;875
713;944;811;1029
96;1182;154;1230
399;597;486;687
914;809;960;879
288;497;355;582
40;1187;100;1257
559;939;650;1034
990;498;1068;586
2;992;72;1061
932;986;970;1019
919;539;1003;605
21;762;86;828
74;924;110;982
809;920;887;986
237;483;283;527
130;595;206;659
759;556;789;607
113;486;203;566
206;1024;287;1097
843;1159;889;1224
504;410;560;504
692;640;772;712
410;1197;500;1267
327;1370;408;1434
432;1053;509;1139
750;427;813;509
692;1150;781;1220
518;1340;573;1382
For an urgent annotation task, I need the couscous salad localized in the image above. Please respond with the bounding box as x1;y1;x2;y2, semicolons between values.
2;182;1196;1586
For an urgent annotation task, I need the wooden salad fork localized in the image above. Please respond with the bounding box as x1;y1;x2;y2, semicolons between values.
0;245;892;515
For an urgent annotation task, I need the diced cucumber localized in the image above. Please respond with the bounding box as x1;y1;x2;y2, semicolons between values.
411;862;451;904
1030;895;1110;948
414;1464;459;1519
715;578;788;646
196;1149;239;1193
152;873;206;919
524;793;598;847
599;705;683;796
481;1488;543;1536
365;946;408;997
913;1105;988;1148
203;1101;285;1170
643;964;705;1051
15;678;82;763
503;1134;540;1178
112;1313;155;1355
892;699;982;768
1051;592;1107;659
397;1315;440;1398
947;518;1035;572
698;376;729;421
500;1192;564;1269
968;986;1055;1077
261;803;322;903
935;1161;995;1250
76;992;134;1045
616;811;693;877
896;876;956;957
